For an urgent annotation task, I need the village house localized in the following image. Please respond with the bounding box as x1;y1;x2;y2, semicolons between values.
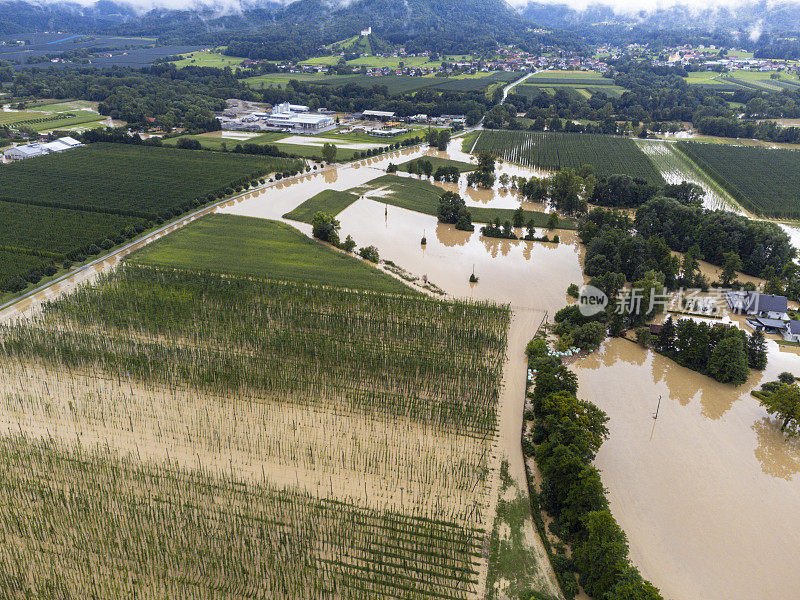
726;291;788;320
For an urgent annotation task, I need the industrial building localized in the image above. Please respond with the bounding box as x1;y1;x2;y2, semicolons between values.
3;136;82;161
219;102;334;133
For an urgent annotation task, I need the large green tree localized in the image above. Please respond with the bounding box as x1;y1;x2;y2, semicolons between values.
707;333;749;385
574;509;630;599
604;566;664;600
759;383;800;436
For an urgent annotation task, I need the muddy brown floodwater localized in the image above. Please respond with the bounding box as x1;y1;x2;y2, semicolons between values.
573;336;800;600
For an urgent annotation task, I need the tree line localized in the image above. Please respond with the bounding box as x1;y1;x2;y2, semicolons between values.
524;341;663;600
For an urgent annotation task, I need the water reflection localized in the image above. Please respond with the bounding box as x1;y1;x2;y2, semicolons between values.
573;337;800;600
753;417;800;479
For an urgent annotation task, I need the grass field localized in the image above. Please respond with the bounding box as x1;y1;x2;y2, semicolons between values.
472;130;666;184
283;190;360;223
396;156;476;173
0;143;279;219
0;110;105;132
685;70;800;92
171;49;244;68
677;141;800;218
0;258;510;598
351;174;577;228
131;214;411;293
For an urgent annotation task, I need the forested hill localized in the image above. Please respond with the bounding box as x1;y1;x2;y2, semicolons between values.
0;0;584;58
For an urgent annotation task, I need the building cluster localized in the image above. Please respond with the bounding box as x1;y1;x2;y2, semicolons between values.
255;44;607;82
726;291;800;343
218;102;336;133
3;136;82;160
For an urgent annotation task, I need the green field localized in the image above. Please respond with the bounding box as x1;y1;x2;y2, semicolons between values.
0;110;105;132
397;156;475;173
677;141;800;218
516;83;626;99
172;50;244;68
131;214;412;293
0;143;276;219
685;70;800;92
351;174;577;228
0;200;145;258
472;130;665;184
283;190;360;223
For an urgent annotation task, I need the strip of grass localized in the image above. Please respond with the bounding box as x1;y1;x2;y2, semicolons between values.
396;156;475;173
284;190;359;223
353;175;577;229
130;214;414;294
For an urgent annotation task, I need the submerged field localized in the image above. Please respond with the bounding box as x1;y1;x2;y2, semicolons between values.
472;130;665;184
0;251;510;598
677;141;800;218
350;174;577;228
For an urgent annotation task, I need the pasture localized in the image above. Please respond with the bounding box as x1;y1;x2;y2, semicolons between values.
283;190;360;223
472;130;665;184
171;49;244;68
0;256;510;598
677;141;800;218
131;214;408;293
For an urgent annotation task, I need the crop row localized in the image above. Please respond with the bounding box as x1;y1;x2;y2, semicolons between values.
677;141;800;218
473;130;665;184
0;143;278;220
0;436;482;600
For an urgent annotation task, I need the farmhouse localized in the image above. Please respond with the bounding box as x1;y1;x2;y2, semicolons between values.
726;291;788;320
745;317;786;334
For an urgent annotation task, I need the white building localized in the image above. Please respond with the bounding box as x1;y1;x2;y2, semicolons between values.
361;27;372;36
3;137;81;160
266;103;334;131
4;144;46;160
362;110;396;121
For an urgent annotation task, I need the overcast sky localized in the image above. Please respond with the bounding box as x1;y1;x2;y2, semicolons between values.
5;0;783;14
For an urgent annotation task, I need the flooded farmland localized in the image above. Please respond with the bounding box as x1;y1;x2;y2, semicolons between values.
6;131;800;600
573;337;800;600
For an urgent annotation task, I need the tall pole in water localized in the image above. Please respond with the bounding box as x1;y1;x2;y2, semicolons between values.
653;394;662;420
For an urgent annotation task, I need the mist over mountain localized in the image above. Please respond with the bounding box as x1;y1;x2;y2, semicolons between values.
518;0;800;36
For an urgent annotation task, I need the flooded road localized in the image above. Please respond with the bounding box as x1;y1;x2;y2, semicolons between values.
573;337;800;600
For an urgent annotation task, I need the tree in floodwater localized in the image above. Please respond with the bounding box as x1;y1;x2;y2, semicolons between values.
720;251;743;286
747;330;768;370
707;332;749;385
604;566;664;600
757;382;800;436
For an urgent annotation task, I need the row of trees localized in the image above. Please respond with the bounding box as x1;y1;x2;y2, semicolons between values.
643;317;767;385
525;345;663;600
